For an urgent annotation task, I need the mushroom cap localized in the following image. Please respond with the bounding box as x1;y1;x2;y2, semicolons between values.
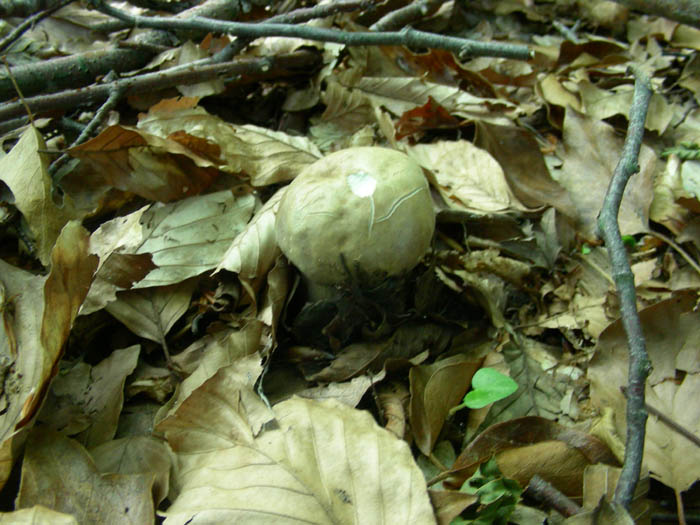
275;147;435;286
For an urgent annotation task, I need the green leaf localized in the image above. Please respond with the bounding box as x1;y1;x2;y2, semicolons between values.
453;458;522;525
461;368;518;409
621;235;637;248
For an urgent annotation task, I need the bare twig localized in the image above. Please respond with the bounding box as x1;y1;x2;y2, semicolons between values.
89;0;532;61
0;50;319;123
49;78;126;181
621;386;700;448
0;0;74;53
610;0;700;29
646;230;700;278
212;0;372;63
0;0;244;101
525;474;582;517
370;0;444;31
597;64;653;509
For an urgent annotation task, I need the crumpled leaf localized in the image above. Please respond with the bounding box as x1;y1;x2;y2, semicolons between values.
217;186;285;278
106;280;197;347
408;140;529;213
137;101;322;186
83;190;256;313
38;346;140;448
558;108;655;238
410;354;480;455
17;429;154;524
0;127;79;265
0;505;78;524
158;367;435;525
91;436;171;506
0;222;97;488
69;125;222;202
589;291;700;492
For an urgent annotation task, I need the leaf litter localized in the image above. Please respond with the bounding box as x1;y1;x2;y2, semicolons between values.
0;1;698;524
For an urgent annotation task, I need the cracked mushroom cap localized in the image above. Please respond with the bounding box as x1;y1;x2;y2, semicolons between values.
275;147;435;286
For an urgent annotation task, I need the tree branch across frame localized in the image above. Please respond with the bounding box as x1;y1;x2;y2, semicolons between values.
87;0;532;61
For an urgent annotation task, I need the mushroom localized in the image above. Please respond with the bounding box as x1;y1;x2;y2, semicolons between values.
275;147;435;298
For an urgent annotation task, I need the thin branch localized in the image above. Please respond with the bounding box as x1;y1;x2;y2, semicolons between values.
597;64;653;509
212;0;373;63
0;0;245;101
49;77;125;181
0;0;74;53
525;474;582;517
370;0;444;32
621;386;700;448
610;0;700;29
89;0;532;61
0;50;319;123
646;230;700;278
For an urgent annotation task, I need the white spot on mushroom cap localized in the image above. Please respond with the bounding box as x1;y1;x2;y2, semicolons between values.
346;172;377;198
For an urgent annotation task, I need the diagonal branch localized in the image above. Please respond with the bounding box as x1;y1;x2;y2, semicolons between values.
596;64;653;509
89;0;532;61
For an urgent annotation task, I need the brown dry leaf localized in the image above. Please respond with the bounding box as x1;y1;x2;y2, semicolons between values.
308;323;450;383
105;280;197;347
578;80;672;134
558;108;655;238
410;355;480;456
346;76;517;123
474;122;575;212
158;321;266;423
258;255;290;339
0;127;79;265
449;417;618;497
69;125;222;202
217;186;285;279
583;464;649;521
650;155;694;234
309;76;376;150
408;140;529;213
0;505;78;524
0;223;97;488
17;429;154;524
564;497;634;525
91;436;171;506
429;490;478;525
588;291;700;492
37;345;140;448
644;374;700;493
137;101;322;186
158;366;435;525
83;190;256;313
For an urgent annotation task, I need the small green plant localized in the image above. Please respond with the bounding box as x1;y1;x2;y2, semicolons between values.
451;457;522;525
450;368;518;416
621;234;637;248
660;141;700;160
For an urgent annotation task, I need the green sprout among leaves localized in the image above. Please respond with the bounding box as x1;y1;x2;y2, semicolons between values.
661;141;700;160
450;368;518;416
451;457;522;525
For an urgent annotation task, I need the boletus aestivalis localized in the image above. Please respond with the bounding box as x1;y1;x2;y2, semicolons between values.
275;147;435;294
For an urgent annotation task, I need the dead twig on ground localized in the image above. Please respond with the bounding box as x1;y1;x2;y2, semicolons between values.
0;50;319;123
89;0;532;61
611;0;700;29
597;64;653;509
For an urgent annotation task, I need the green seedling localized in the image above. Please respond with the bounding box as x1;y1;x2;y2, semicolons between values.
450;368;518;415
451;457;522;525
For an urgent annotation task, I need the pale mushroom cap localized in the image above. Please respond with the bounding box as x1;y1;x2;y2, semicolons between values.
275;147;435;286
